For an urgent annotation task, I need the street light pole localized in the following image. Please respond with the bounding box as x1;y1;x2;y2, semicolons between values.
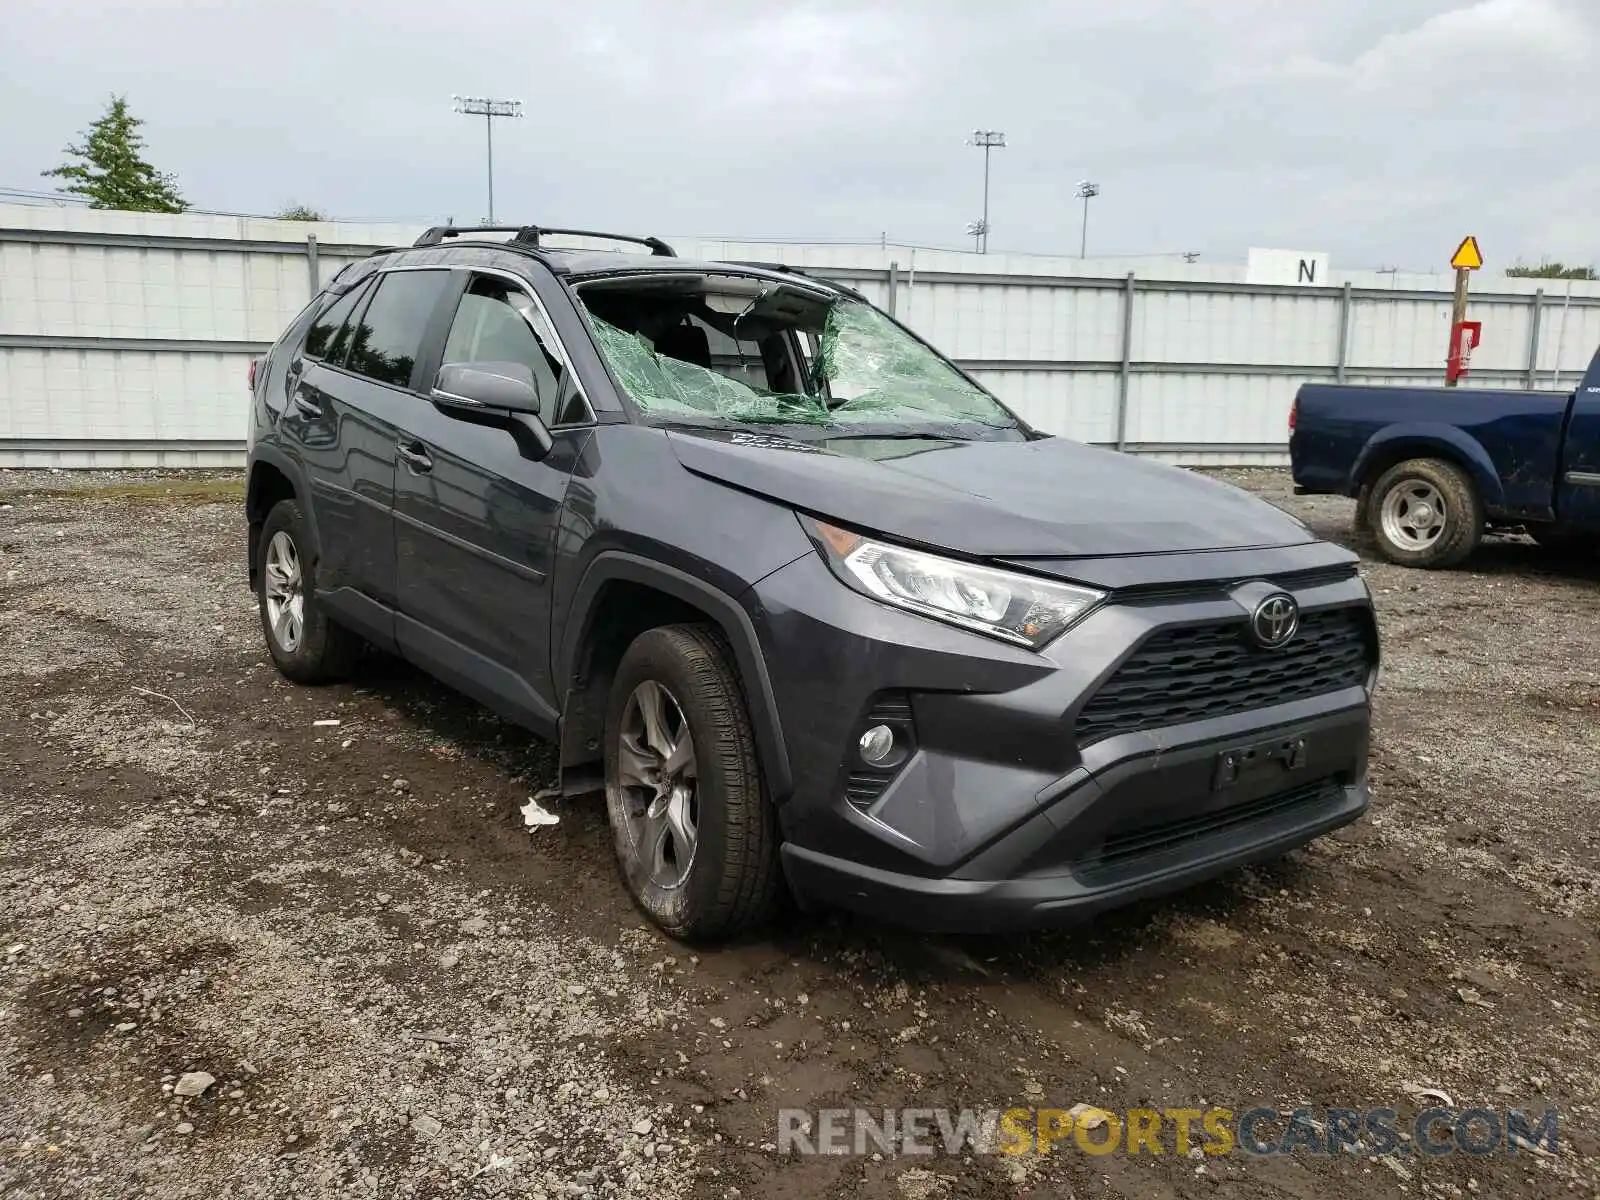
968;130;1006;254
453;96;523;223
1075;180;1100;259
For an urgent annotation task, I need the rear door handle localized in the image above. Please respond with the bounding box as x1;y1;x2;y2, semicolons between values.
291;392;323;419
397;442;434;473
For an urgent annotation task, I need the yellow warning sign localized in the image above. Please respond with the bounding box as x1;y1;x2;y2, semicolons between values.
1450;236;1483;271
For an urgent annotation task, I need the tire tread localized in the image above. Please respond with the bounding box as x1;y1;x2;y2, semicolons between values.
607;623;780;940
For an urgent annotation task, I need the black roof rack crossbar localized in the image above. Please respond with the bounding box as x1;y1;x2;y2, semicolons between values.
412;225;530;247
411;224;675;256
512;227;676;257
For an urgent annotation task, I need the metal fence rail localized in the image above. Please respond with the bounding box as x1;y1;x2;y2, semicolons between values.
4;210;1598;468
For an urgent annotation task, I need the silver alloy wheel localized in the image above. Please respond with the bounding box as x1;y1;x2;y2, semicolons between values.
263;530;306;653
614;679;699;890
1380;480;1447;552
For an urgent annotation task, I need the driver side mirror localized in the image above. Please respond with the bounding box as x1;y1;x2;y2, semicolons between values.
431;361;553;459
434;361;543;414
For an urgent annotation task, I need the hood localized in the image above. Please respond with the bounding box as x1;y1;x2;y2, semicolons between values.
665;430;1314;559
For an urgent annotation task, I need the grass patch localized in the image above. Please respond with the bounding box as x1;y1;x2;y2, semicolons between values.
0;478;244;506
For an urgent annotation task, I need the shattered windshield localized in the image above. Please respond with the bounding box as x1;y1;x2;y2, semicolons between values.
577;275;1017;437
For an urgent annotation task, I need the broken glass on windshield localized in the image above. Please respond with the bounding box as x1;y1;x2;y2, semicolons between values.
578;276;1014;433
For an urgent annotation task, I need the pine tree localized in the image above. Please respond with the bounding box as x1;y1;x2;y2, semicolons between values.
43;96;187;213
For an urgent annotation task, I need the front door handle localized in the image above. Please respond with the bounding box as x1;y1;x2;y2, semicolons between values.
397;442;434;473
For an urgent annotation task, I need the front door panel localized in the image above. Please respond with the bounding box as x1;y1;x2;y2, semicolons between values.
1558;383;1600;531
393;407;588;729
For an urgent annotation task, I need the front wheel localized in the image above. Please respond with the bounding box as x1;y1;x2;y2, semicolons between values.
603;624;780;941
1365;458;1482;569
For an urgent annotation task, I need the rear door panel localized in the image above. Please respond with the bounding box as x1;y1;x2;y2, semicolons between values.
277;279;399;605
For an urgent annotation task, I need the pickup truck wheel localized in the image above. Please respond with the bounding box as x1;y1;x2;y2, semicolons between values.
1366;458;1482;568
257;499;363;683
604;624;780;941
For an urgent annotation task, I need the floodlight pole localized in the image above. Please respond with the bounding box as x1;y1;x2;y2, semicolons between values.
453;96;523;223
1075;180;1100;259
969;131;1006;254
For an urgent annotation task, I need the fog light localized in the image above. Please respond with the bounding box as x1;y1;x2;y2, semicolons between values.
858;724;896;765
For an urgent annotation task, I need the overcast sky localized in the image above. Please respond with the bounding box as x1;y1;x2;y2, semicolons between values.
2;0;1594;270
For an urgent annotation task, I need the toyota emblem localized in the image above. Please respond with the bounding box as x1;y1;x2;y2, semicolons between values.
1251;594;1299;649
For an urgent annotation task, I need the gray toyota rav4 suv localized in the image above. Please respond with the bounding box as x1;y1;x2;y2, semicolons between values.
245;224;1379;940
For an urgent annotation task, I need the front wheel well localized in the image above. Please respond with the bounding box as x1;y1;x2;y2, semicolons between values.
560;581;721;772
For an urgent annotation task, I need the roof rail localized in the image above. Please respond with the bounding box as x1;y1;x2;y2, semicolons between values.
411;224;675;257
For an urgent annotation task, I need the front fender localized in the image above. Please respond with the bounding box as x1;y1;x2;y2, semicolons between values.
1350;425;1505;510
557;551;795;804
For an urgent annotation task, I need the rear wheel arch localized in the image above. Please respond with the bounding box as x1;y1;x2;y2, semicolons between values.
246;454;304;586
1352;434;1500;510
557;554;794;804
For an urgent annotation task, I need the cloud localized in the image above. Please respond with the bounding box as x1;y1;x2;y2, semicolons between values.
1351;0;1596;84
0;0;1596;270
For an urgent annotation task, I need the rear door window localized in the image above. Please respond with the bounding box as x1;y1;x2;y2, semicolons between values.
345;270;452;388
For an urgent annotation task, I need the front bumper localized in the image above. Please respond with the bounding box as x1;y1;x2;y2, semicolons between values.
747;548;1377;932
781;709;1369;933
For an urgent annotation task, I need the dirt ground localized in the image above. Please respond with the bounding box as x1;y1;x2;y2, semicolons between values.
1;467;1597;1200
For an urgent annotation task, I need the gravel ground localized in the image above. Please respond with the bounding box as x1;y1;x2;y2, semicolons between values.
1;466;1597;1199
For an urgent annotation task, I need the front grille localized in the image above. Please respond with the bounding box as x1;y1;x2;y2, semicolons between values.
1076;607;1372;746
1078;778;1340;874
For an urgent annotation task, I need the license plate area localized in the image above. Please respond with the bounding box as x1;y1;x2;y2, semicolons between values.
1212;735;1307;791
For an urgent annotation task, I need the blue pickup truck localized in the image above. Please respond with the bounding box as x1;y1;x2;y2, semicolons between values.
1289;348;1600;567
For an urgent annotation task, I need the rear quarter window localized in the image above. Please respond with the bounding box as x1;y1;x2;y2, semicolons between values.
303;283;370;363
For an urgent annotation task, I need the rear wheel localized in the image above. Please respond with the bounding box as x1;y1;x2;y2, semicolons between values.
603;624;779;941
257;499;363;683
1365;458;1482;568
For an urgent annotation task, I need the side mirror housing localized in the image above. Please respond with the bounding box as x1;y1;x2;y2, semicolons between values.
433;361;543;414
431;361;553;459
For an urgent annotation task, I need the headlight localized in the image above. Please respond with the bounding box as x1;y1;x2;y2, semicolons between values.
803;518;1104;649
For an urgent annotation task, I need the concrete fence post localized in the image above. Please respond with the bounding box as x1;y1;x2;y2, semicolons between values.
1525;288;1544;388
1335;282;1353;382
1114;271;1136;451
306;233;320;297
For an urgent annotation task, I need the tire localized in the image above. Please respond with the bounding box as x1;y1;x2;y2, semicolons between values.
1352;483;1373;535
1365;458;1482;568
603;624;780;941
256;498;363;684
